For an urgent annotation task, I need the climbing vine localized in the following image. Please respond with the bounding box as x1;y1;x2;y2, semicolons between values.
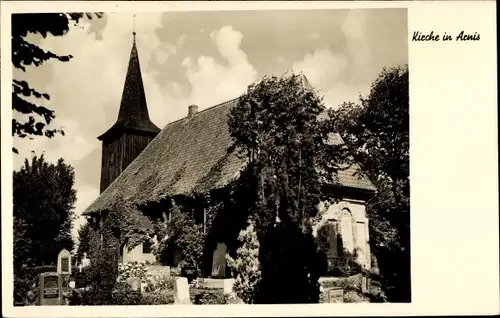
154;200;206;273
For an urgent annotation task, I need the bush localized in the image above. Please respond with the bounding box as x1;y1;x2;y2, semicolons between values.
145;273;175;293
14;265;57;306
226;219;261;304
329;257;363;277
344;290;370;303
366;283;387;303
69;263;176;305
111;282;143;305
192;289;231;305
257;222;321;304
117;262;151;286
157;201;206;274
83;247;119;304
14;275;36;306
143;272;176;305
321;274;363;290
141;289;175;305
319;273;387;303
68;289;91;305
69;284;176;306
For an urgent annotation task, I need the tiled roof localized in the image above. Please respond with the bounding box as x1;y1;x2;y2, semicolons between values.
84;98;375;215
327;133;377;192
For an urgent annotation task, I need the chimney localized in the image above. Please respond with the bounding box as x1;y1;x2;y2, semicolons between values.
188;104;199;118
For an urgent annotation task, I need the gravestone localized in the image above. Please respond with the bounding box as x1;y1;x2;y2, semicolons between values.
126;277;141;291
181;266;197;283
211;242;227;278
173;277;191;304
325;288;344;303
74;272;88;289
39;272;63;305
57;249;72;275
361;277;368;293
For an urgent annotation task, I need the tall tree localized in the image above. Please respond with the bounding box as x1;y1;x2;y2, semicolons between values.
228;74;332;303
228;74;338;232
327;65;410;302
13;154;77;265
13;216;32;269
12;12;103;153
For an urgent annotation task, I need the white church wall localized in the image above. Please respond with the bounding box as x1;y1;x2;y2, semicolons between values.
122;243;156;264
122;236;158;264
312;198;371;269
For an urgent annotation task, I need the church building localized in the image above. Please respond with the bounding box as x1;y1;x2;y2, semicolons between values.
82;33;376;277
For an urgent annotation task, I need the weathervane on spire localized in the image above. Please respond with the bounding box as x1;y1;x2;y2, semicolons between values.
132;13;137;43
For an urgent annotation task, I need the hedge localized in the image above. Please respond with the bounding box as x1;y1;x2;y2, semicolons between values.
14;265;57;306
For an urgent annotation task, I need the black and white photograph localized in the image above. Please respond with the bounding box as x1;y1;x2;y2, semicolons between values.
9;8;409;306
2;1;498;316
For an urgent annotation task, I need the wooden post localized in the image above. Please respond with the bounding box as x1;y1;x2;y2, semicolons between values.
203;208;207;234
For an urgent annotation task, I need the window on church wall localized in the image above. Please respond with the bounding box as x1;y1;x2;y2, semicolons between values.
339;209;355;256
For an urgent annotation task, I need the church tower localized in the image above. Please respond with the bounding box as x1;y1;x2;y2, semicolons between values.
98;32;160;193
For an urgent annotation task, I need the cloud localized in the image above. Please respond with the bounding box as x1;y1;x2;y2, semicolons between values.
340;10;372;83
292;10;376;109
293;48;349;89
293;47;357;109
181;25;257;107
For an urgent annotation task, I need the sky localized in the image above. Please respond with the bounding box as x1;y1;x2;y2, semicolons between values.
12;9;408;242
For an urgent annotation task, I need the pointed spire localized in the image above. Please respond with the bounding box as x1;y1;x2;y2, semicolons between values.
298;73;313;91
98;32;160;141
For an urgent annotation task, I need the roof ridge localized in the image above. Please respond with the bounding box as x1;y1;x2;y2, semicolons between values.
196;96;240;116
162;96;240;128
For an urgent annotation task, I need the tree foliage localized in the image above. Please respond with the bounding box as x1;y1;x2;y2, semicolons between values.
156;201;205;273
12;12;103;153
80;200;144;304
327;65;410;302
228;73;332;303
226;218;261;304
13;154;77;266
76;221;91;259
228;74;332;233
13;216;32;269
